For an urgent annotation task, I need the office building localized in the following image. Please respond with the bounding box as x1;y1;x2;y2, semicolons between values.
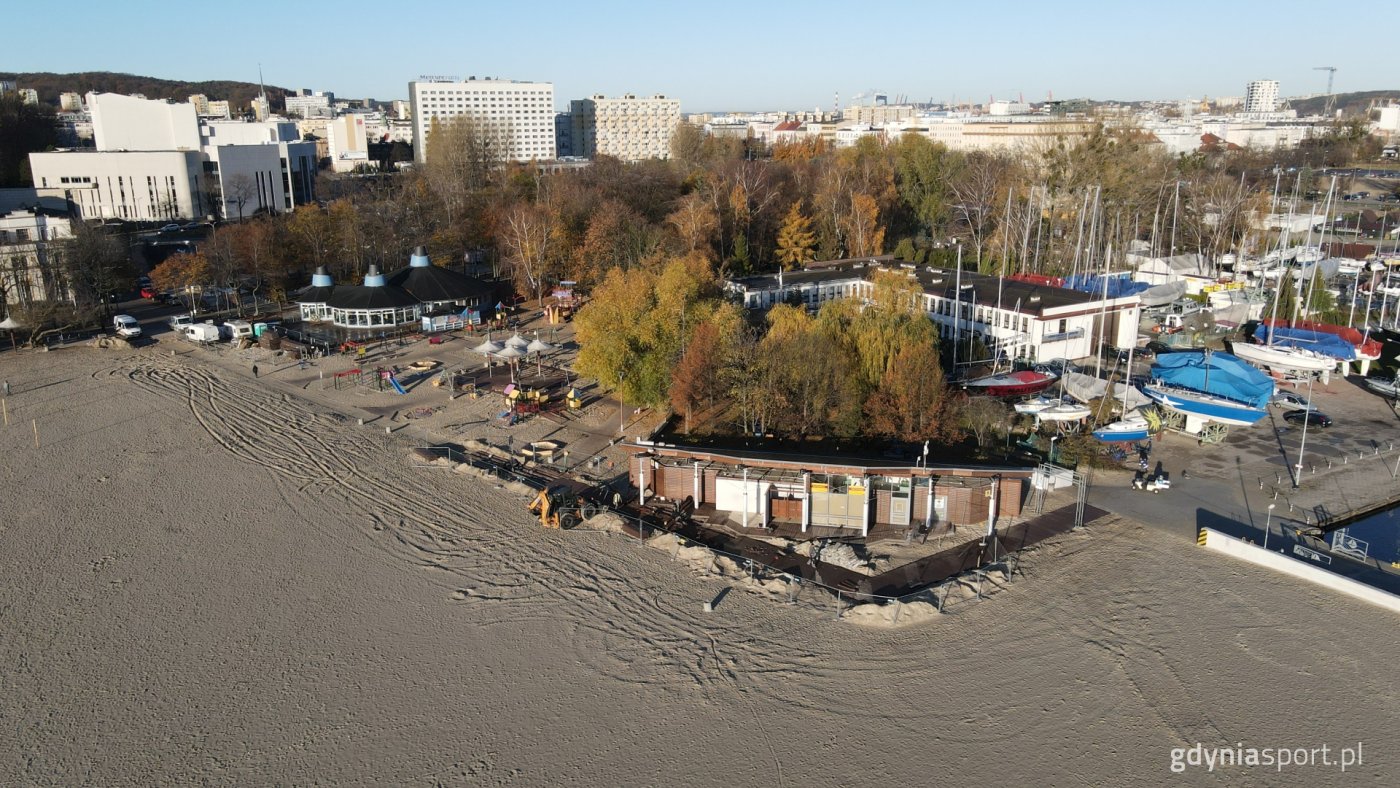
59;92;84;112
568;94;681;161
326;114;371;172
29;93;315;221
409;77;555;163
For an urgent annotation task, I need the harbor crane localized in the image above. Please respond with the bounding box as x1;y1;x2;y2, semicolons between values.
1314;66;1337;114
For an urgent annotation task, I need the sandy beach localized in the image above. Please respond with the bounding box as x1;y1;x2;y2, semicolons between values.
2;343;1396;786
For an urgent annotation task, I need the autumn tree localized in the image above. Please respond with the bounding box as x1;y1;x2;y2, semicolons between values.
666;192;720;257
149;252;213;312
959;397;1011;450
668;302;743;433
864;338;960;442
774;202;816;269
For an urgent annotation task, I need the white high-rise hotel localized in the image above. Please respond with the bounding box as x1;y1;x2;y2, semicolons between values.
1244;80;1280;114
409;77;555;163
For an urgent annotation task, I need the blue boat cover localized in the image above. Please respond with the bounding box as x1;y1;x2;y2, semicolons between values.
1252;325;1356;360
1151;351;1274;408
1062;273;1152;299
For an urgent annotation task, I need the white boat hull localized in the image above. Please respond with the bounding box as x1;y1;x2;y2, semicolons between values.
1036;404;1091;422
1229;342;1337;373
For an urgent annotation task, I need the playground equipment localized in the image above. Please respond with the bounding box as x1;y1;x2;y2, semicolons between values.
567;387;583;410
387;372;407;395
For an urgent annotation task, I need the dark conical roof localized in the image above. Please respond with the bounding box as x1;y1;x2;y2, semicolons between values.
325;264;419;309
384;249;492;304
299;266;336;304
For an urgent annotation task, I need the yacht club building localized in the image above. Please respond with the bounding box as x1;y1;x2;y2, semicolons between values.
725;257;1140;361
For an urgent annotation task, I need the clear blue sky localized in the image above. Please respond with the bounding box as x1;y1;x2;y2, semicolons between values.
7;0;1389;112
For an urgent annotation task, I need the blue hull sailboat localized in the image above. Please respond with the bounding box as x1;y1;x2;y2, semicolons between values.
1140;351;1274;427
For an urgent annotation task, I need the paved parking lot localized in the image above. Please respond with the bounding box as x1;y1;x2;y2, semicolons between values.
1089;372;1400;551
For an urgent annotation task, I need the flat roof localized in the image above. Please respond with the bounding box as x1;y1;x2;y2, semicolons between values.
630;441;1034;478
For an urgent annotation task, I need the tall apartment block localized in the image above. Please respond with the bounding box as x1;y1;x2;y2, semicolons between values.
408;77;555;162
568;94;681;161
1244;80;1279;113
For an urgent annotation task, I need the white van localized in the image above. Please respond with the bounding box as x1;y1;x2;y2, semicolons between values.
113;314;142;339
168;313;194;330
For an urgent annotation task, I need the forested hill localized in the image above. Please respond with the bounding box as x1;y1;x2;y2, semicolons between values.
0;71;290;112
1287;90;1400;117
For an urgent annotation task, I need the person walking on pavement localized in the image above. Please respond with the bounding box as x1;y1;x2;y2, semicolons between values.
252;363;259;378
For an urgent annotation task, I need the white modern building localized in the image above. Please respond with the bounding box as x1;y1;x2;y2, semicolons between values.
568;93;681;161
409;77;555;163
59;92;84;112
200;119;316;218
29;93;315;221
286;90;334;119
726;257;1140;361
326;114;371;172
28;150;208;220
1244;80;1280;114
90;92;202;151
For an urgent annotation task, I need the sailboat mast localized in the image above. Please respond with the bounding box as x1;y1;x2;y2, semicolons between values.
952;244;963;370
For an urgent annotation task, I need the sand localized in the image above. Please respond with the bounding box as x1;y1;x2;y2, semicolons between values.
2;345;1397;785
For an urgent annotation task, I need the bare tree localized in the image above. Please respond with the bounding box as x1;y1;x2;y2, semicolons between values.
500;203;554;303
225;174;257;222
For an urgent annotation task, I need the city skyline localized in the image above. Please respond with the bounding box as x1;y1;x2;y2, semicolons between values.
6;0;1394;112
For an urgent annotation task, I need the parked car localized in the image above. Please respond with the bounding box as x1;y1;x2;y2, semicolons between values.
1271;392;1314;411
1283;410;1332;428
168;313;195;330
140;286;158;300
158;223;181;233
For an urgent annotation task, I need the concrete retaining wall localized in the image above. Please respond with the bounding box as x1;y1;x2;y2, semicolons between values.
1199;528;1400;614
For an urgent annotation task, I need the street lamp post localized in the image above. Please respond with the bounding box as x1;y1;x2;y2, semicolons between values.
1264;503;1276;550
618;372;626;437
1293;375;1316;488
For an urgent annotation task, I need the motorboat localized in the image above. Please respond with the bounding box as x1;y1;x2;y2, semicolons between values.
1013;395;1060;415
1092;413;1152;442
1365;377;1400;399
963;369;1058;398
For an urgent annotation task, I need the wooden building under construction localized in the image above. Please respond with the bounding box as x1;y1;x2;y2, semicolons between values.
627;442;1032;537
